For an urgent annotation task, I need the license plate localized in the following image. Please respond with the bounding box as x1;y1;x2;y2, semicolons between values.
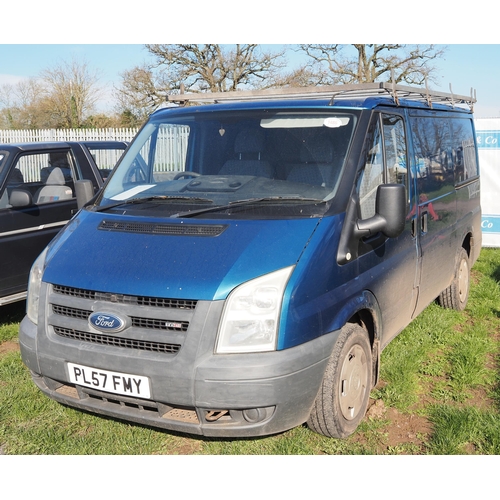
67;363;151;399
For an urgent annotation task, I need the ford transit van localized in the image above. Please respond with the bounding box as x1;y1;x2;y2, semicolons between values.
19;83;481;438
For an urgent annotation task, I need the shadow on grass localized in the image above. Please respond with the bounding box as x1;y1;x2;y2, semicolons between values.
1;300;26;326
492;264;500;284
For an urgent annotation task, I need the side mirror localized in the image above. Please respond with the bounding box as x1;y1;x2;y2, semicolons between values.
337;183;406;264
10;189;33;207
357;184;406;239
75;179;95;209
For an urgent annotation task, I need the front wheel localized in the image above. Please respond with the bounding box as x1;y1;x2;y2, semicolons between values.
307;323;372;438
438;247;470;311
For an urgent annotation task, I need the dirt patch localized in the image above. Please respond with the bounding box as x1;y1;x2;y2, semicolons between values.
355;398;433;453
0;341;19;355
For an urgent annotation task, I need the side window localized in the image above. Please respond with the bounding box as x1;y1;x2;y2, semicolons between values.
383;114;407;186
87;147;126;181
15;151;75;205
411;116;476;199
359;118;384;219
450;119;478;184
358;113;407;219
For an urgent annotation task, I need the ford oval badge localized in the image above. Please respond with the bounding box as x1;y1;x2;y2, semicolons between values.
89;312;125;333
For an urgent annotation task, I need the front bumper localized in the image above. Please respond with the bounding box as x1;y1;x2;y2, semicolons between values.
20;309;339;437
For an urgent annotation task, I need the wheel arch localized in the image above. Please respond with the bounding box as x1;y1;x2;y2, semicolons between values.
462;231;472;257
331;290;383;386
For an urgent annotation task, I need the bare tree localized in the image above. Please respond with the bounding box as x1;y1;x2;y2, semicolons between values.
0;78;48;129
115;44;288;118
299;44;446;85
0;58;102;129
114;64;161;124
39;57;102;128
145;44;287;92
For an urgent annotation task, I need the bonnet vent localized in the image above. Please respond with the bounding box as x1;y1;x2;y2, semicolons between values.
99;220;227;237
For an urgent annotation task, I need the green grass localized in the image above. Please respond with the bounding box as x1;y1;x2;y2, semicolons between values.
1;248;500;455
0;300;25;343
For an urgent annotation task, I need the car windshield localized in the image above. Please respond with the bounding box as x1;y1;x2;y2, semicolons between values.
99;109;357;218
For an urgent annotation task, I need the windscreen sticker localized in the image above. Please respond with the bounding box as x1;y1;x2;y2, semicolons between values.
110;185;156;201
323;117;348;128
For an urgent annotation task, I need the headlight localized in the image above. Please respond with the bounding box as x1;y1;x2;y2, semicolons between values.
216;266;294;354
27;247;48;324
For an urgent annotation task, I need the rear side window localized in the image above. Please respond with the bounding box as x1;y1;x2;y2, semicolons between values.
411;115;478;195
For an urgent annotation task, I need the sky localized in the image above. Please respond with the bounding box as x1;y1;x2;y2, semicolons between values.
1;44;499;118
1;2;500;119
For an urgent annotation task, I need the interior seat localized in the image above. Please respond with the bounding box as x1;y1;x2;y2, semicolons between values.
219;129;274;178
287;135;336;187
34;167;73;204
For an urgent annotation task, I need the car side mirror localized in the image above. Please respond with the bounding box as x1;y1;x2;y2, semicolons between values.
9;189;33;207
357;184;406;239
337;183;406;264
75;179;95;209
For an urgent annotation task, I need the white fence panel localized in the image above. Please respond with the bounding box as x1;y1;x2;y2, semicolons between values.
0;128;139;144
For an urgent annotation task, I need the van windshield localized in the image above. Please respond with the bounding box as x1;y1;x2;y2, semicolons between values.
100;109;357;218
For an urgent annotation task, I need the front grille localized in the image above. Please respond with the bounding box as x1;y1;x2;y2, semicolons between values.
131;317;188;332
54;326;181;354
52;304;189;332
52;304;89;320
99;220;227;237
49;284;198;355
53;285;198;310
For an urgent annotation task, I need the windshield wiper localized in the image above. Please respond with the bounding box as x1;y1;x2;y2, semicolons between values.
94;196;213;213
170;196;325;218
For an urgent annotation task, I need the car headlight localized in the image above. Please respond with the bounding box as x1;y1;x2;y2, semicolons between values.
216;266;294;354
27;247;48;325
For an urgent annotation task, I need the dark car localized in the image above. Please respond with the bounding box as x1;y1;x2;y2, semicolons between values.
0;140;127;305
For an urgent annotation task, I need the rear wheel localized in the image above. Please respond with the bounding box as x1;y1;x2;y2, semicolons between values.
438;247;470;311
307;323;372;438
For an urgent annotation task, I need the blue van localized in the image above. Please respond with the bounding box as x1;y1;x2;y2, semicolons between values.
19;83;481;438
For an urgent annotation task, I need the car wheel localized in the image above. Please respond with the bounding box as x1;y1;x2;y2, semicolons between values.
307;323;372;438
438;247;470;311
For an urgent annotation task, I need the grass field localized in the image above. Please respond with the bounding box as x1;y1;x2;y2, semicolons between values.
1;248;499;456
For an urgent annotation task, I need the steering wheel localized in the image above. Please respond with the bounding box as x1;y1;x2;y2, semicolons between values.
173;172;201;180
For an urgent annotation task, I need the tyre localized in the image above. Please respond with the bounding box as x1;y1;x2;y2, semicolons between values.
438;247;470;311
307;323;372;438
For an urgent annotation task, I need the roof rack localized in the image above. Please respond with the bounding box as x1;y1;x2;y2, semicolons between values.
166;82;476;111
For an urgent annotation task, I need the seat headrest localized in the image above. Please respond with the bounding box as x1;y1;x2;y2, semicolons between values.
44;167;66;186
234;129;265;154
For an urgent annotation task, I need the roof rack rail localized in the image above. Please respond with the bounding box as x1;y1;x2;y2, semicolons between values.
166;82;476;111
